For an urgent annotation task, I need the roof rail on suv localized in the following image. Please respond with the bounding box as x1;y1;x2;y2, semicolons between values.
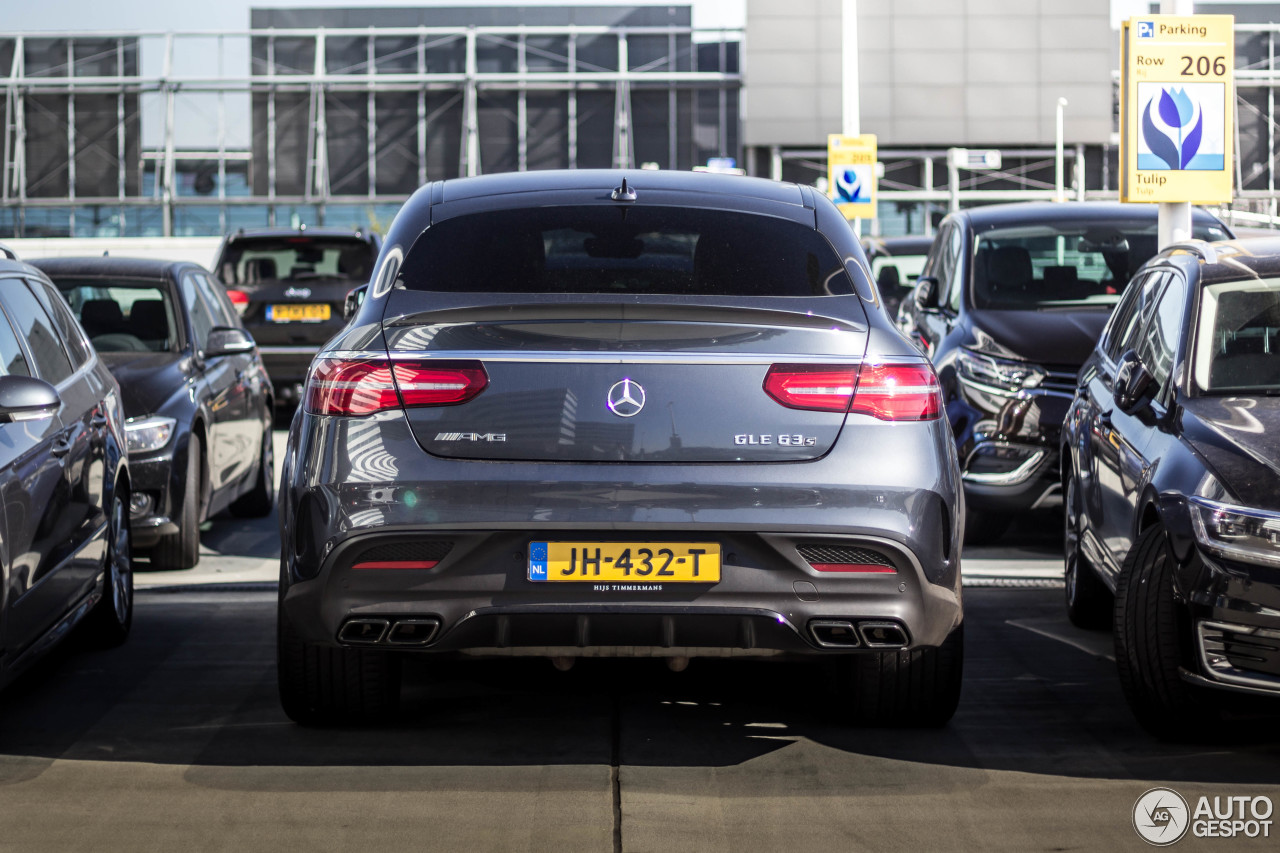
0;242;18;261
1159;239;1219;265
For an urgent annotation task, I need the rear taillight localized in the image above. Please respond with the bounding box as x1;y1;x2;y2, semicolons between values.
763;365;858;412
305;358;488;415
848;363;942;421
226;289;250;315
763;362;941;421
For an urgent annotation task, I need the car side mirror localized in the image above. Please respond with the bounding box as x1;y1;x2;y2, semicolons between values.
1113;349;1157;415
344;283;369;321
913;276;940;312
0;375;60;422
205;327;256;357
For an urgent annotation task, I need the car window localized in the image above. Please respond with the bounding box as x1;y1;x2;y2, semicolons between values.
3;279;74;385
400;207;856;297
1193;276;1280;393
28;277;93;369
180;273;217;351
1104;270;1164;363
218;237;375;285
943;225;964;312
970;220;1216;310
55;277;180;354
0;284;31;378
1111;270;1172;361
196;273;237;328
1134;271;1186;396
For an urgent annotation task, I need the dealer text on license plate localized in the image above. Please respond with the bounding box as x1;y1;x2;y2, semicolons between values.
268;303;330;322
528;542;720;582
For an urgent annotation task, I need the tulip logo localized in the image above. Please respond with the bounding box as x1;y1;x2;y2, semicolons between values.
836;166;871;204
1137;82;1226;171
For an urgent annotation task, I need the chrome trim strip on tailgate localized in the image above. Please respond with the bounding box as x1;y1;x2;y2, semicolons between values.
327;349;921;366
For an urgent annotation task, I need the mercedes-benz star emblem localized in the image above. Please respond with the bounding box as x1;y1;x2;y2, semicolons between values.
606;378;646;418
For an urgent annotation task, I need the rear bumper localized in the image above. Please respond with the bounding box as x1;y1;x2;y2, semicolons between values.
280;527;962;656
256;346;319;403
280;409;965;657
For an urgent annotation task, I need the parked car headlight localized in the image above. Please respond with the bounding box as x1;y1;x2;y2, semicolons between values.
1189;498;1280;568
125;416;176;454
955;348;1046;394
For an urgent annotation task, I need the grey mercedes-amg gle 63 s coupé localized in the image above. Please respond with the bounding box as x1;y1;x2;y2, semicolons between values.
277;170;964;726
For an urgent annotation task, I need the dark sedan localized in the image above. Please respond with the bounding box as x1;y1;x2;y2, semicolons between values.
212;226;381;412
1063;237;1280;738
0;250;131;689
899;202;1231;542
34;257;275;571
277;170;964;726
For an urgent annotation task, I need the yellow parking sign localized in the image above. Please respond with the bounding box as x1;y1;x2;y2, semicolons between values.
828;134;877;220
1120;15;1234;204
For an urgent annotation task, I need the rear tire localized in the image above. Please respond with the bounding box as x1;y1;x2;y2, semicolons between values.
1114;525;1221;740
82;488;133;648
151;432;202;570
277;599;401;726
230;417;275;518
830;624;964;726
1064;471;1111;629
964;508;1010;546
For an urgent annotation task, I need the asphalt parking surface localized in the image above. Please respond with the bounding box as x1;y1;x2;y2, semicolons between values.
1;436;1278;852
2;589;1278;850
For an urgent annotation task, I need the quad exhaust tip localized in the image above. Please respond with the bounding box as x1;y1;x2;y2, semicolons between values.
338;617;439;647
858;621;909;648
809;620;861;648
807;619;909;649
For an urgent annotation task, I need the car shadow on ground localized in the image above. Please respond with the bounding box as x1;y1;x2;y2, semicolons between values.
0;588;1277;790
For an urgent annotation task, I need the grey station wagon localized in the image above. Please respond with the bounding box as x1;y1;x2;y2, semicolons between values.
277;170;965;726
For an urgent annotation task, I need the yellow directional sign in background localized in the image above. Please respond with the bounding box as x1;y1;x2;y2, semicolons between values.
828;134;877;220
1120;15;1234;204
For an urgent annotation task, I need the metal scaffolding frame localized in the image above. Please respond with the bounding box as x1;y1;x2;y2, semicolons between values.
0;24;742;236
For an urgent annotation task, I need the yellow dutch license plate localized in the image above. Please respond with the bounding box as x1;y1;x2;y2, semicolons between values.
528;542;720;583
268;303;330;323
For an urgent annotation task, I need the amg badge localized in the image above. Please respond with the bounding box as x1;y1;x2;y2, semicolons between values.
734;434;818;446
434;432;507;442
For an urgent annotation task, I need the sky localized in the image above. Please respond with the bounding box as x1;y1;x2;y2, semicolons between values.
8;0;747;32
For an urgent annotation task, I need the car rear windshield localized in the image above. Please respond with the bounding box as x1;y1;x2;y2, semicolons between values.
400;206;855;297
218;237;375;285
55;278;179;353
972;220;1228;310
1194;277;1280;393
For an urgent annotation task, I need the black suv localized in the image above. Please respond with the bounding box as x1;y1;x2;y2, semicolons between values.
1063;238;1280;738
0;248;132;689
900;202;1231;542
212;227;381;411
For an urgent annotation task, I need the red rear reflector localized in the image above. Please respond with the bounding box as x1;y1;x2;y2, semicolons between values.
848;363;942;421
763;365;858;412
305;358;487;415
763;362;941;421
352;560;440;570
809;563;897;573
226;289;250;315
